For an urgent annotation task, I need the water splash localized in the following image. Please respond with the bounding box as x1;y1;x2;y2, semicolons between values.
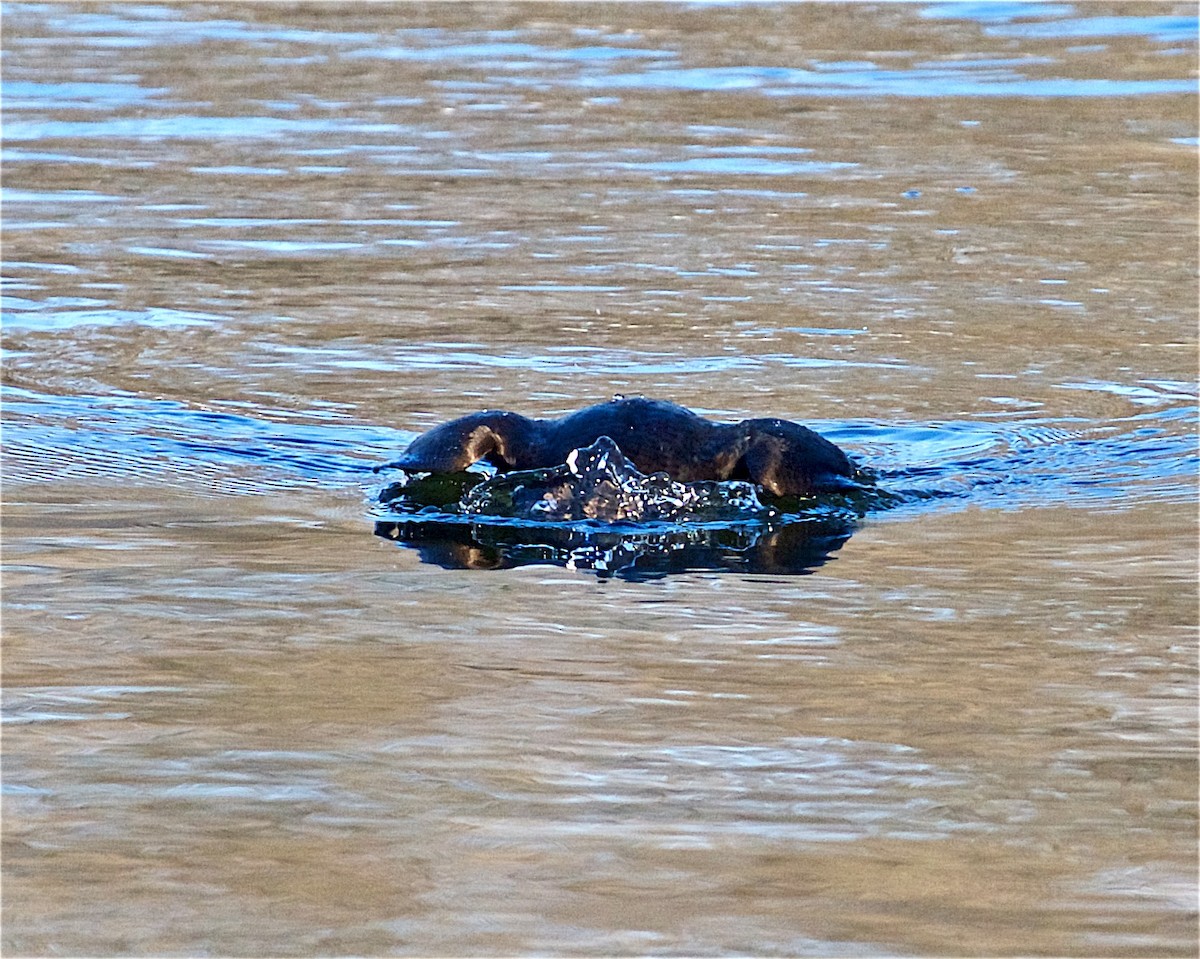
460;435;766;523
374;436;878;579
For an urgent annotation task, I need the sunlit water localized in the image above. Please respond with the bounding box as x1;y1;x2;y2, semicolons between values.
2;3;1197;956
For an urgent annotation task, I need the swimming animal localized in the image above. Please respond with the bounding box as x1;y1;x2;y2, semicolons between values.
459;435;763;522
388;397;859;497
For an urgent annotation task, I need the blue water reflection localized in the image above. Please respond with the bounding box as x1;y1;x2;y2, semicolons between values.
345;42;671;63
920;3;1076;23
4;2;1195;114
984;15;1198;43
583;64;1195;98
3;117;397;141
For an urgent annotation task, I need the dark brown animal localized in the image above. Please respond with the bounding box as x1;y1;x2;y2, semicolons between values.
389;397;859;497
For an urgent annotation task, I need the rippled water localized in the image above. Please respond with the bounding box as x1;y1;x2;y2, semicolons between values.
3;2;1197;956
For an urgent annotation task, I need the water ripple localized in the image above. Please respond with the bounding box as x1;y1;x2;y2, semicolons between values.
582;64;1194;98
4;382;1193;516
1;386;389;495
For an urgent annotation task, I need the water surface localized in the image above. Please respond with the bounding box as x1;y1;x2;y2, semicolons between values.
2;2;1197;956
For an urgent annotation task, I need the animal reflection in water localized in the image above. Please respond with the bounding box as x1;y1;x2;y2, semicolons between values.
374;398;871;578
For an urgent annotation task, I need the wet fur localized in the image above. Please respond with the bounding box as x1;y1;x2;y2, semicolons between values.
391;397;857;497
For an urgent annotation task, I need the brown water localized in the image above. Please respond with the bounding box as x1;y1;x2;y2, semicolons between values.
2;3;1198;956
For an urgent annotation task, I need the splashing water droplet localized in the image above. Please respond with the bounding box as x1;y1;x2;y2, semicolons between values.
460;436;766;523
